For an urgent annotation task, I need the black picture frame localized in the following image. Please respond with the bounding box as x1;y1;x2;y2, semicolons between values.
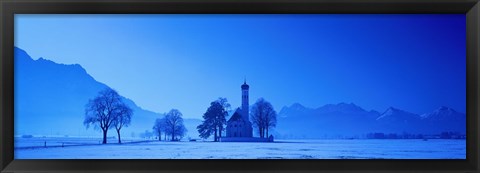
1;0;479;172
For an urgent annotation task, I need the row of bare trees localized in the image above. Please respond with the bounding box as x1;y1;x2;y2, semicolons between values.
83;89;277;143
84;88;133;144
84;88;189;143
152;109;187;141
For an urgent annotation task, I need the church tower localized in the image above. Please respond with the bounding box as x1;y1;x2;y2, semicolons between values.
241;79;250;121
224;79;253;139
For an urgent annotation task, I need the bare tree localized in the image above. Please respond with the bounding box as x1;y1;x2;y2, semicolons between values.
112;103;133;144
263;102;277;138
251;100;265;138
153;116;167;141
165;109;186;141
174;124;187;140
84;88;123;144
250;98;277;138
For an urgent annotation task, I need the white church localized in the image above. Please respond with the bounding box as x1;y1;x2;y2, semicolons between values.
221;80;273;142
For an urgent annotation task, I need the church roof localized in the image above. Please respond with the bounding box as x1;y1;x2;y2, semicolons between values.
228;111;245;123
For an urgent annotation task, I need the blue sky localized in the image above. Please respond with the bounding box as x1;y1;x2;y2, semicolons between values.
15;14;466;118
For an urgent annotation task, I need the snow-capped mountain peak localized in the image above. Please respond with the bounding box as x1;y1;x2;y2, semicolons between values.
278;103;311;118
376;107;420;121
290;103;307;111
421;106;464;120
317;102;366;114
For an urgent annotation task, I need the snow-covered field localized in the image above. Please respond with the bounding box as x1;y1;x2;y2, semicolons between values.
14;138;465;159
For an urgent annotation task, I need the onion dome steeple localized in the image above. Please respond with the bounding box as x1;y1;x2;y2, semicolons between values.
241;78;249;90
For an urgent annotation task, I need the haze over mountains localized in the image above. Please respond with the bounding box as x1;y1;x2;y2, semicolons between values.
14;47;199;138
276;103;465;139
14;47;465;139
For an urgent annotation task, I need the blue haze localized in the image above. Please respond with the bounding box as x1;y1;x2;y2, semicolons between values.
15;14;466;118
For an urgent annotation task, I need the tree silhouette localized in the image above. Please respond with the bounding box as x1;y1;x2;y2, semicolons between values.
197;121;213;140
216;97;231;138
112;102;133;144
250;98;277;138
84;88;124;144
165;109;186;141
153;116;167;141
174;124;188;140
197;98;229;141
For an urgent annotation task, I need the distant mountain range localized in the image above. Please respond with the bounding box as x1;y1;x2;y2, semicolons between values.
15;47;465;140
275;103;465;139
14;47;199;138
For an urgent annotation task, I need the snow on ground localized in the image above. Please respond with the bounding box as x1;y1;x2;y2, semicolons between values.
15;137;145;148
14;138;465;159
